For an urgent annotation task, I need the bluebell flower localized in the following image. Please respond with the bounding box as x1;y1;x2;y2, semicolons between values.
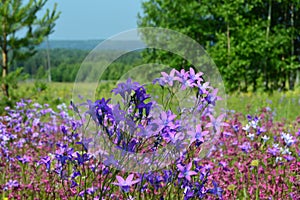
75;152;90;165
113;174;140;193
208;181;223;199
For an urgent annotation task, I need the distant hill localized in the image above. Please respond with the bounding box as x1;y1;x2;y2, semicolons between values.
38;40;146;51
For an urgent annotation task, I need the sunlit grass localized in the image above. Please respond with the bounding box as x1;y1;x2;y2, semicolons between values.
15;81;300;122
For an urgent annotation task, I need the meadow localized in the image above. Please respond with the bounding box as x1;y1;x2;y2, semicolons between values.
15;81;300;122
1;74;299;199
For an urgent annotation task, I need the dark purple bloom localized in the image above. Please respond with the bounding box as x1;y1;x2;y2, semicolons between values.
247;114;252;121
71;170;81;179
232;124;239;132
16;155;31;164
6;179;19;188
184;186;195;200
256;126;266;136
137;101;153;117
208;181;223;199
283;155;294;162
71;180;78;188
39;156;51;171
75;152;90;165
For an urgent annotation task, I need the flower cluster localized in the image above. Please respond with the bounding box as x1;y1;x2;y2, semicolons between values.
200;108;300;199
0;68;227;199
2;67;298;199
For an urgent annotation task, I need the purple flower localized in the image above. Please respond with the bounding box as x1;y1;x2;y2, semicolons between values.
160;69;177;86
70;180;78;188
112;104;126;124
16;155;31;164
84;99;98;123
267;147;280;156
188;67;203;83
196;81;210;96
103;154;119;167
39;156;51;171
232;124;239;132
208;181;223;199
206;114;229;134
76;137;93;152
175;69;193;90
112;78;140;99
5;179;19;189
187;124;209;144
177;162;198;181
283;155;294;162
239;142;252;153
256;126;266;136
152;111;177;131
113;174;140;192
70;101;79;114
75;152;90;165
86;186;98;195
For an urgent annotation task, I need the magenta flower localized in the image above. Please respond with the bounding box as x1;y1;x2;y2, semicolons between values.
113;174;140;192
177;162;198;181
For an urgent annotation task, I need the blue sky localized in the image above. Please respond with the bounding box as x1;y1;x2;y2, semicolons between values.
43;0;143;40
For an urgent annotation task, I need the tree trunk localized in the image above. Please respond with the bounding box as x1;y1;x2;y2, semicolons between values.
1;22;9;97
264;0;272;91
289;3;295;90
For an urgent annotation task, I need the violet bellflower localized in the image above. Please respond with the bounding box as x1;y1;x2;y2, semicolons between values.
113;174;140;193
208;180;223;199
177;162;198;182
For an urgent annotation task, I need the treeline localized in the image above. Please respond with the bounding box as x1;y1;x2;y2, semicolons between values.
12;49;142;82
138;0;300;92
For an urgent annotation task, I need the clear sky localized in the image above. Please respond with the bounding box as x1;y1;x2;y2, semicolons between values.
43;0;143;40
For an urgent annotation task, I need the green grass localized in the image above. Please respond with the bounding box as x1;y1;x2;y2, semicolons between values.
2;81;300;122
227;90;300;122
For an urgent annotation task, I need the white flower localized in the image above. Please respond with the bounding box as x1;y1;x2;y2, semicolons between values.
281;132;294;146
280;147;291;155
250;120;258;129
273;143;280;148
247;133;255;141
262;135;270;142
242;124;251;132
275;156;282;163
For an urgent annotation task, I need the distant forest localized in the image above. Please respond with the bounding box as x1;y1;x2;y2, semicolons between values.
11;40;146;82
12;48;142;82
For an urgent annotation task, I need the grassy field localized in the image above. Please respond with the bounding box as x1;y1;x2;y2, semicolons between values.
7;81;300;122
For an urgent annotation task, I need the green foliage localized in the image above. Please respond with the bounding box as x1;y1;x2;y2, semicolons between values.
0;0;60;97
13;49;143;82
138;0;300;93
